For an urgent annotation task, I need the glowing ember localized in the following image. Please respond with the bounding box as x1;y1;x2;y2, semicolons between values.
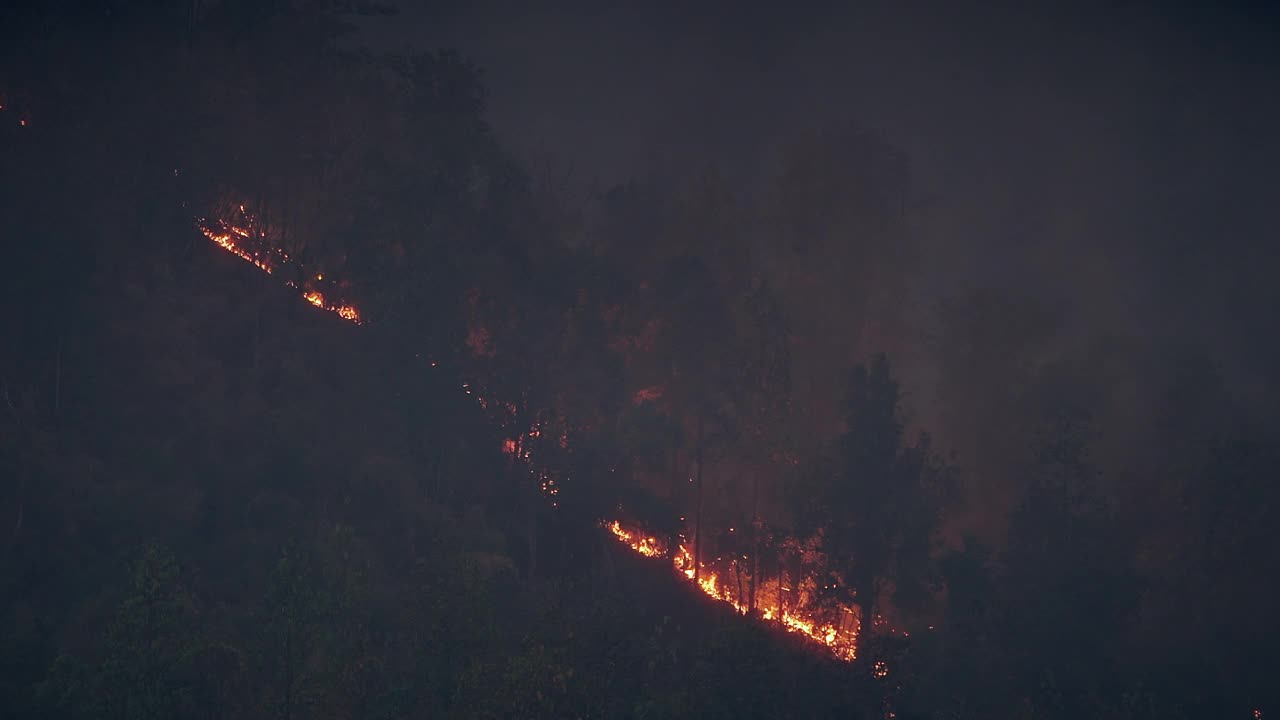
197;205;361;324
541;476;559;497
200;221;274;274
298;289;361;323
632;385;664;403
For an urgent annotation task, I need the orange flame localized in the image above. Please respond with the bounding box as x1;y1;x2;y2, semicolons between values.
200;222;274;274
607;521;860;660
194;194;868;663
607;520;664;558
198;205;361;324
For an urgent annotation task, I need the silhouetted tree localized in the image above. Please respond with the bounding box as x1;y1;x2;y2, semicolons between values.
802;354;949;646
42;545;208;720
741;280;792;611
654;254;742;581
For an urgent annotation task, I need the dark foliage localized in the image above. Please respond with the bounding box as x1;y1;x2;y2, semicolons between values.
2;4;1277;719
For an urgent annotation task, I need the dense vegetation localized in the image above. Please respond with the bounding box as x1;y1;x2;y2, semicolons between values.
3;2;1276;718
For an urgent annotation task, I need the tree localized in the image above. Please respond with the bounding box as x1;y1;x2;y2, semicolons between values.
616;401;686;549
1000;403;1140;717
654;254;742;582
762;125;918;452
806;354;949;646
41;545;214;720
929;287;1063;539
1137;352;1280;714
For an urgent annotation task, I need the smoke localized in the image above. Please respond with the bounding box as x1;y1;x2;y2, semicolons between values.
358;0;1280;490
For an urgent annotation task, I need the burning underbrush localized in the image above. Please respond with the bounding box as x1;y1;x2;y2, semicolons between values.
606;520;861;660
192;194;861;663
198;202;361;324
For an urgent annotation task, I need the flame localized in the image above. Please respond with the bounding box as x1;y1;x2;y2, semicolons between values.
197;205;361;324
192;193;868;664
200;221;274;274
298;289;361;323
607;521;664;558
607;521;860;660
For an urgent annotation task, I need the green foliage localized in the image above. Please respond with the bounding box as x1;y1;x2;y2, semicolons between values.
39;545;209;720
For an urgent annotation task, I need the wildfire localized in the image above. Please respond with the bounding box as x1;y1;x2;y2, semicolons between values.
193;192;860;663
302;290;362;324
197;206;361;324
607;520;664;558
606;521;859;660
200;221;274;274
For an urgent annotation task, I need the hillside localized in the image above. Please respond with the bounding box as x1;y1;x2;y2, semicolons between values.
5;3;1278;718
1;239;879;719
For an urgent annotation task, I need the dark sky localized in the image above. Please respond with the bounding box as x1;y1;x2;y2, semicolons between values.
359;0;1280;399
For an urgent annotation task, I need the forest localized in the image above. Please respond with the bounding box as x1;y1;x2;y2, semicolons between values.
2;1;1277;718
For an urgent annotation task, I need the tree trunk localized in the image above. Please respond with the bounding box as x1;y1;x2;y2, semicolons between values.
750;315;769;613
598;530;616;579
431;446;445;500
526;492;538;581
53;334;62;418
734;560;744;610
667;450;679;564
3;380;26;549
283;624;294;720
251;308;261;376
749;472;760;613
777;564;785;626
186;0;202;49
10;468;24;549
693;410;705;583
856;592;873;652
